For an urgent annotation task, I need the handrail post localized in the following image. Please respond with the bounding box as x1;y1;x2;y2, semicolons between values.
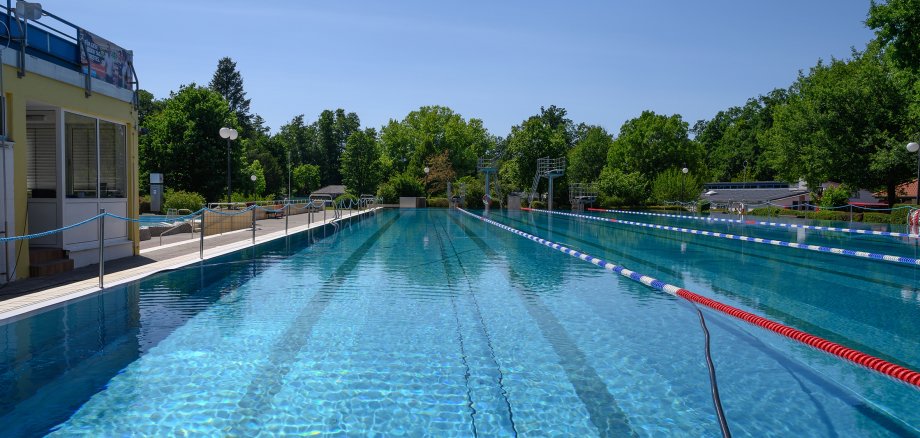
98;209;105;289
199;210;205;259
251;207;256;245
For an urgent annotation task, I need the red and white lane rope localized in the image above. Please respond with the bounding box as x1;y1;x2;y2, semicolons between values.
458;208;920;388
587;207;920;240
524;208;920;268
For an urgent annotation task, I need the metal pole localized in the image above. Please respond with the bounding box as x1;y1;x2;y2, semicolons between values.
484;172;490;210
199;210;205;259
915;152;919;205
548;177;554;211
227;138;232;204
287;149;291;200
98;209;105;289
285;203;289;235
251;207;256;245
849;204;853;222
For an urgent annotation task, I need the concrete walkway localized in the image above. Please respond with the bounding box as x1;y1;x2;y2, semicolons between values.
0;207;378;321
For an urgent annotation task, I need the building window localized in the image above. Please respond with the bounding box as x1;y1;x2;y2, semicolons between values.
65;112;127;199
26;113;57;198
99;121;126;198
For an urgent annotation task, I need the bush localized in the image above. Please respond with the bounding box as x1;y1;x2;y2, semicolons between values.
811;210;850;221
139;194;151;213
530;200;547;209
749;206;783;216
649;168;703;204
163;189;205;212
377;183;399;204
427;197;449;208
819;185;851;208
457;175;485;208
335;193;359;208
389;172;425;197
890;204;914;224
597;167;647;206
862;212;892;224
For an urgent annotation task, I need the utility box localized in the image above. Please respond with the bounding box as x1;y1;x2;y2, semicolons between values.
150;173;163;213
400;197;426;208
507;193;521;210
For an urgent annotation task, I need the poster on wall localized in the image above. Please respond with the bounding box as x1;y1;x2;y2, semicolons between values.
78;29;133;89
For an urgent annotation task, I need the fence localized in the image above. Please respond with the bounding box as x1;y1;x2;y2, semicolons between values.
0;196;379;289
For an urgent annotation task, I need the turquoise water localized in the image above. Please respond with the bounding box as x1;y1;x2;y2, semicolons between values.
1;209;918;436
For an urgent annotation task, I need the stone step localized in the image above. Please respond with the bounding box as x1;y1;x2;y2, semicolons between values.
29;257;74;277
29;247;67;264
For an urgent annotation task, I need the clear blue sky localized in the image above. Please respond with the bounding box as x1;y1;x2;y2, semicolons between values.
47;0;875;136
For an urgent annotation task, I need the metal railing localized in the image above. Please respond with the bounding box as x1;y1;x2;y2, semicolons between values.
0;198;384;289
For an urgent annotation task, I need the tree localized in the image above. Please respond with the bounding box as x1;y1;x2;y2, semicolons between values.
378;106;493;180
606;110;703;187
136;89;163;128
140;84;236;202
209;57;252;132
423;150;456;195
763;46;917;204
867;0;920;70
340;128;382;196
568;125;613;183
693;90;787;182
243;159;266;196
315;109;360;185
292;164;321;196
504;105;575;192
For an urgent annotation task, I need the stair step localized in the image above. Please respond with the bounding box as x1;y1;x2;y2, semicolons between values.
29;258;74;277
30;247;67;264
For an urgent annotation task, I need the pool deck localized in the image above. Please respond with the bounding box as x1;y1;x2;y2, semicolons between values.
0;207;381;321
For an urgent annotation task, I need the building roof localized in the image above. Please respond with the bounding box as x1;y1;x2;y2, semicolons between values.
702;188;808;204
310;185;347;196
875;179;918;201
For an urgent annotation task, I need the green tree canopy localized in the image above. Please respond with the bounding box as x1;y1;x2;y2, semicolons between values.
140;84;237;202
315;109;360;186
292;164;320;196
763;46;917;204
504;105;575;191
568;125;613;183
868;0;920;70
378;106;493;180
340;128;382;196
693;90;786;182
607;110;703;181
209;57;252;132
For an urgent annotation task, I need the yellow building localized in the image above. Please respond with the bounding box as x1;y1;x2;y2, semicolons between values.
1;3;138;281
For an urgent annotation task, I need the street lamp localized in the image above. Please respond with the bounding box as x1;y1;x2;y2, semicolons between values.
681;166;689;202
219;127;238;205
908;142;919;204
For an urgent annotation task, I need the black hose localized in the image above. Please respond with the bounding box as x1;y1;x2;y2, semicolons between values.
696;304;732;438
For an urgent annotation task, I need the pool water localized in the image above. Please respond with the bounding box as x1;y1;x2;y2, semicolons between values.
1;209;918;436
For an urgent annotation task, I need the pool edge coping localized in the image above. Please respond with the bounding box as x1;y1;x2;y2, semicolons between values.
0;208;382;322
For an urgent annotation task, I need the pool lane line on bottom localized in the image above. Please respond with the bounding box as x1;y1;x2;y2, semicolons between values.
525;208;920;268
458;208;920;389
587;207;920;240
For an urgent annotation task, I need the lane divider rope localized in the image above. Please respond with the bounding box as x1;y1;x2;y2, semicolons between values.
458;208;920;388
526;208;920;268
587;207;919;240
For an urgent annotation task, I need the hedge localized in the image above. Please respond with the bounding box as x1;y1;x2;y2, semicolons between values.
427;197;449;208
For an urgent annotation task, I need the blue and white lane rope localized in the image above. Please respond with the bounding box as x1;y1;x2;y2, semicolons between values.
525;208;920;268
457;208;920;387
587;208;919;240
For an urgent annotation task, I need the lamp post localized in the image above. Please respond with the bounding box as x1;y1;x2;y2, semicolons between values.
908;142;919;205
287;149;292;200
681;166;689;202
219;127;238;205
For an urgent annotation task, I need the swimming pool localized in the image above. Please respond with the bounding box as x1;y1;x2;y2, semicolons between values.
1;209;918;436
